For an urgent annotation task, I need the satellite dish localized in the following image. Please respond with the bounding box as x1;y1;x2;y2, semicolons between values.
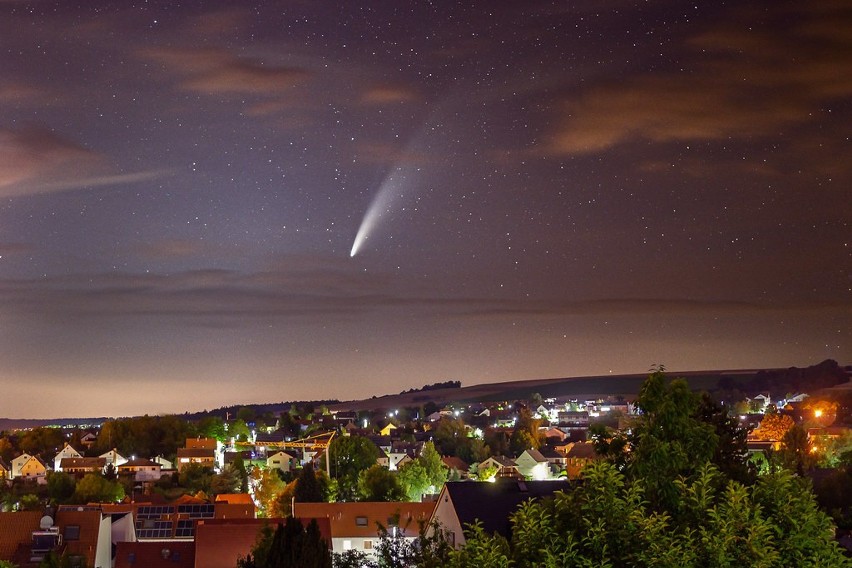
39;515;54;530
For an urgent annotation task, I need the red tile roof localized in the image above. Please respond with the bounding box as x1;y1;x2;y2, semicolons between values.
0;511;42;561
114;540;195;568
294;501;436;539
193;517;331;568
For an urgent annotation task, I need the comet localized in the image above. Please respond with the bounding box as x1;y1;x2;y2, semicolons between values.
350;165;415;257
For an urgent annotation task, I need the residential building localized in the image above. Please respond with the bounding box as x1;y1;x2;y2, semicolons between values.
515;449;550;480
294;501;435;558
266;450;297;473
53;443;83;472
429;479;570;547
0;508;112;568
11;454;47;482
60;457;108;476
118;458;163;481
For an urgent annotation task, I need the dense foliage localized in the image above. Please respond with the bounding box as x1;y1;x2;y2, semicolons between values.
238;517;332;568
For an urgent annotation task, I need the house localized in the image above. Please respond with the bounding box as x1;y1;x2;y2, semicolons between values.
379;423;398;437
11;454;47;482
118;458;163;481
441;456;470;480
385;441;422;471
79;431;98;450
97;499;255;540
53;443;83;472
558;411;590;427
542;427;569;443
0;459;9;482
293;501;435;558
0;508;112;568
538;447;567;472
564;442;599;479
478;456;520;480
176;448;216;472
60;457;108;476
514;449;550;480
429;479;570;547
100;448;128;468
266;450;297;473
154;456;175;471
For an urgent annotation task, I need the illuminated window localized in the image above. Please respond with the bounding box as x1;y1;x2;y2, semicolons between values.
364;540;373;550
342;540;352;550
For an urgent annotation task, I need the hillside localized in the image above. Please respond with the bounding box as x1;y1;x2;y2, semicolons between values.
328;360;851;413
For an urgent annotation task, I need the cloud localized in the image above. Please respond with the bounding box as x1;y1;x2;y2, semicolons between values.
0;82;43;104
361;85;420;105
0;264;844;327
143;47;311;97
0;127;170;197
548;3;852;154
135;240;205;260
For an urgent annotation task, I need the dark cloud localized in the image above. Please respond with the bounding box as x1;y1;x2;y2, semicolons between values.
549;3;852;154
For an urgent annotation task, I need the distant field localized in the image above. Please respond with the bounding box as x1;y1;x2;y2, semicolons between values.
328;369;763;412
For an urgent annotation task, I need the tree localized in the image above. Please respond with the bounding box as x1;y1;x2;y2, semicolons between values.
752;412;795;441
0;437;15;463
103;463;117;481
233;455;250;493
358;465;406;502
449;523;510;568
397;442;448;502
780;423;815;475
595;368;719;510
178;463;214;494
294;466;329;503
432;418;469;459
455;369;852;567
195;416;227;441
509;408;543;455
210;464;241;495
72;473;124;504
695;392;754;484
329;436;380;501
46;472;76;504
238;517;332;568
252;468;285;517
19;427;64;457
460;460;851;567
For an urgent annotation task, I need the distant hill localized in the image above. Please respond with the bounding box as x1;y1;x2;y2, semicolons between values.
328;360;851;413
2;360;847;430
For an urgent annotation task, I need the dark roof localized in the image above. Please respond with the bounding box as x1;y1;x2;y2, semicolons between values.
60;457;106;469
444;479;570;539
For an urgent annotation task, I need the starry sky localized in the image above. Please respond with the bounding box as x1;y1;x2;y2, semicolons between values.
0;0;849;419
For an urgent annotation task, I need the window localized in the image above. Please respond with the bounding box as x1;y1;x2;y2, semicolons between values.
364;540;373;550
355;516;368;526
64;525;80;541
342;540;352;551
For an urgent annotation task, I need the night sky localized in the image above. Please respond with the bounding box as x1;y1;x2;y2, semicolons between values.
1;1;849;418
